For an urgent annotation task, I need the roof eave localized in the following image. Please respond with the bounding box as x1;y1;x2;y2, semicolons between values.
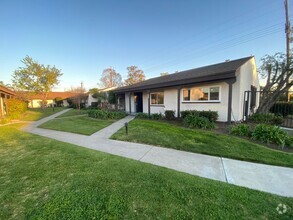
114;71;236;93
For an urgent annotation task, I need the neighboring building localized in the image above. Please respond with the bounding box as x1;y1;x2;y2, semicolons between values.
86;87;117;108
0;85;15;117
27;92;74;108
113;56;260;123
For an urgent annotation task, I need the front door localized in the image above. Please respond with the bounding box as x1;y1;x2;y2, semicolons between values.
134;92;143;113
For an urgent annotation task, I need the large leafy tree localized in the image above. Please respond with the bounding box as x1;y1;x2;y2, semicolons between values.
257;52;293;113
100;67;122;88
124;66;145;86
12;56;62;108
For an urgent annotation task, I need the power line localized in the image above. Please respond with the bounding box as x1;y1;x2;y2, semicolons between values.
143;24;283;73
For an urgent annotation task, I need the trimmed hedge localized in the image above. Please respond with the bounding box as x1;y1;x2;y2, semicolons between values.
164;110;176;120
183;114;215;129
6;99;27;119
88;109;127;120
135;113;164;120
181;110;218;122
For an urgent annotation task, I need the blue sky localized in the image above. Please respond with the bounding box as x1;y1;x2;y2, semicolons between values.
0;0;291;90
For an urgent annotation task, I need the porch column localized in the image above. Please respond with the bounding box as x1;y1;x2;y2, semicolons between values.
148;90;151;116
227;79;236;124
177;87;181;118
129;93;131;113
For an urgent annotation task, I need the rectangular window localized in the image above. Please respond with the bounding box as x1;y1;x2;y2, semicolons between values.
151;92;164;105
182;86;220;102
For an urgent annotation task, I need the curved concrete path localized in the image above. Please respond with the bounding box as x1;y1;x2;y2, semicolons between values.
23;109;293;197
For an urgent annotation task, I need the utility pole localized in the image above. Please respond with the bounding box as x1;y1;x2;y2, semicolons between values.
285;0;291;101
285;0;291;65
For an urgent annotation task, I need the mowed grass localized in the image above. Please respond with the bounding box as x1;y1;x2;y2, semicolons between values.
21;107;66;121
111;119;293;168
38;116;115;135
56;109;88;118
0;124;292;219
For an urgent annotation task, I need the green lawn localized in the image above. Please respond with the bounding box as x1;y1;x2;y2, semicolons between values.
38;115;115;135
21;107;66;121
0;124;292;219
56;109;88;118
111;119;293;168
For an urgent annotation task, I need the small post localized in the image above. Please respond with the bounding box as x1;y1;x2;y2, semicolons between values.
125;122;128;135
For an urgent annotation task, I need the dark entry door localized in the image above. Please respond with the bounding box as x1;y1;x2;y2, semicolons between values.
134;92;143;113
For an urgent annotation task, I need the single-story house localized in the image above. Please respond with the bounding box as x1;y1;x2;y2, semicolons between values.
0;85;15;117
113;56;260;123
27;92;74;108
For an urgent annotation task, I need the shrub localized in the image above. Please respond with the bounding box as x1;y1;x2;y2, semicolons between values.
270;102;293;116
6;99;27;119
249;113;284;125
229;124;251;137
251;124;289;148
150;113;164;120
88;109;127;120
165;110;175;120
135;113;150;119
183;114;215;129
285;136;293;149
181;110;218;122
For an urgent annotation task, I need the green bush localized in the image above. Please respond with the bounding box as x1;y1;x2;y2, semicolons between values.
88;109;127;120
251;124;289;148
183;114;215;129
249;113;284;125
6;99;27;119
270;102;293;116
164;110;175;120
151;113;164;120
230;124;251;137
181;110;218;122
135;113;150;119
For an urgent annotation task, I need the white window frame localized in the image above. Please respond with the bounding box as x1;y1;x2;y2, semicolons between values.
182;85;221;102
150;92;164;105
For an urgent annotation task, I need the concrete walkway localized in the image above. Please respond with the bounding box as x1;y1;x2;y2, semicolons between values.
23;109;293;197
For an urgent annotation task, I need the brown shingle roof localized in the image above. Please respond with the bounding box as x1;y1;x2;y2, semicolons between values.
27;92;76;100
0;85;15;96
114;56;253;93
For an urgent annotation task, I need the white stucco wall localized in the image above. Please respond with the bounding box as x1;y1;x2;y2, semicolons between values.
180;82;229;121
123;57;259;122
28;99;54;108
125;93;129;112
86;94;98;107
234;57;259;120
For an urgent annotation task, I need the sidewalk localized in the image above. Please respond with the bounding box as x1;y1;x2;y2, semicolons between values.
23;109;293;197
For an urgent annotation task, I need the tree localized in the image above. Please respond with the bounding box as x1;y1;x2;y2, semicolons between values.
257;52;293;113
68;86;87;110
12;56;62;109
100;67;122;88
124;66;145;86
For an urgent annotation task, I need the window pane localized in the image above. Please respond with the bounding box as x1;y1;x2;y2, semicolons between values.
183;89;190;101
190;88;208;101
210;87;219;100
158;93;164;104
151;94;157;104
151;92;164;104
